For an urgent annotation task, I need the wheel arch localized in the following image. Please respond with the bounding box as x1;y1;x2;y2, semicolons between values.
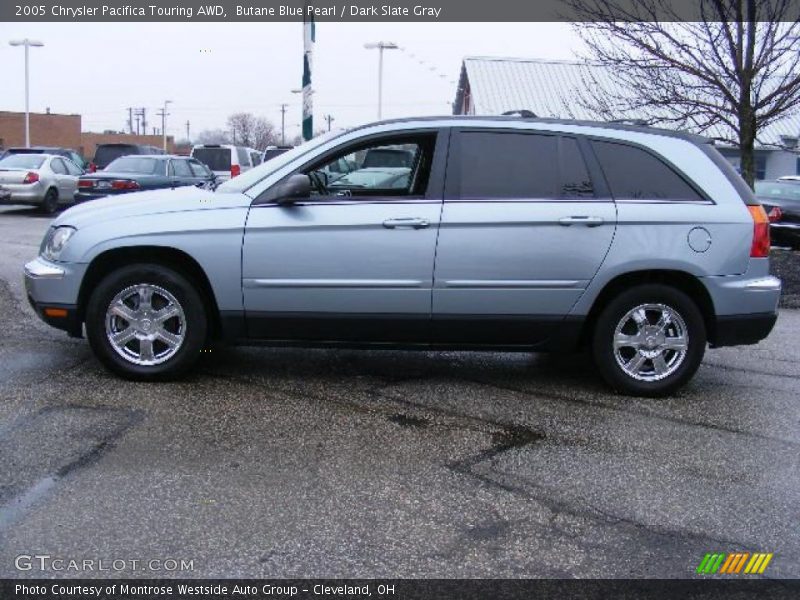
578;269;716;348
77;246;222;340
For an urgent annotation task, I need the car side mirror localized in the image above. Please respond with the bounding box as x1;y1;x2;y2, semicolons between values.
271;174;311;205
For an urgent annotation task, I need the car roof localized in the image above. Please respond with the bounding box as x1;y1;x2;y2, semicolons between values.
352;115;711;145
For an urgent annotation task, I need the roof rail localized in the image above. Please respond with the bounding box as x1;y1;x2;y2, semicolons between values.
608;118;651;126
502;109;538;118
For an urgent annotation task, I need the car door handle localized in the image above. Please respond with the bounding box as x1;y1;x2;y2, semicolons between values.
558;215;605;227
383;217;430;229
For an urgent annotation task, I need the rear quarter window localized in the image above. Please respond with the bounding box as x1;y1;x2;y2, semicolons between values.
591;140;704;201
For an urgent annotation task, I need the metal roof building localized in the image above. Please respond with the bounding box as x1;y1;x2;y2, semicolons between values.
453;56;800;180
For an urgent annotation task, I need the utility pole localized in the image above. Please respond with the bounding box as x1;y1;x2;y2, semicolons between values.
157;100;172;151
140;107;147;135
279;103;288;145
134;111;141;135
127;107;134;134
186;120;190;143
324;114;334;131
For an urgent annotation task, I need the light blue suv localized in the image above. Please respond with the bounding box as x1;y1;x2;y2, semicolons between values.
23;117;781;396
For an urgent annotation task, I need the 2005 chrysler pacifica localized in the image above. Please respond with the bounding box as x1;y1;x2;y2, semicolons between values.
24;117;781;396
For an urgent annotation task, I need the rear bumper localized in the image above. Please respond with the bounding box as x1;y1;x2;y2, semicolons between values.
0;182;45;204
75;191;111;202
711;312;778;348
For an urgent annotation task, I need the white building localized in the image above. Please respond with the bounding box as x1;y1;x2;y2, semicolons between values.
453;56;800;181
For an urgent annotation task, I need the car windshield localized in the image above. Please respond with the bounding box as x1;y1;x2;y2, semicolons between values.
0;154;46;169
105;157;164;175
755;181;800;202
217;130;345;193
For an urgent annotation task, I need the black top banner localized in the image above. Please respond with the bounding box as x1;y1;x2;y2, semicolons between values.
3;0;800;22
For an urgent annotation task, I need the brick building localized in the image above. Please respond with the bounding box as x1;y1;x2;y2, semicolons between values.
0;110;176;159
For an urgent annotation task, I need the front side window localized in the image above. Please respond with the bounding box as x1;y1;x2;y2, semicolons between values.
64;157;83;175
236;147;250;167
591;140;704;201
300;133;436;199
188;159;211;177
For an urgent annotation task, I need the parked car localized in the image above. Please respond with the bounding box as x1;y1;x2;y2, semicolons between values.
24;116;780;396
89;143;163;172
0;146;87;170
754;180;800;249
0;153;82;213
190;144;259;181
263;145;294;162
76;155;216;202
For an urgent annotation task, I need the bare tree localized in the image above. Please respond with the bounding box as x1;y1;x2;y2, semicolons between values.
569;0;800;187
195;128;232;145
227;112;278;150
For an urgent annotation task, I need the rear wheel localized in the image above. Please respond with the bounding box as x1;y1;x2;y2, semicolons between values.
592;284;706;397
40;188;59;214
85;264;207;380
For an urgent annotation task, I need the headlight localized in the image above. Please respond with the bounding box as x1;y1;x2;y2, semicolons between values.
41;226;76;261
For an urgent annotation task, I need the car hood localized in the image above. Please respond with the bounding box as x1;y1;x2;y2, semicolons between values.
54;186;250;228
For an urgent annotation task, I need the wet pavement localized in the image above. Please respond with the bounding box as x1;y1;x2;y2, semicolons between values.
0;205;798;579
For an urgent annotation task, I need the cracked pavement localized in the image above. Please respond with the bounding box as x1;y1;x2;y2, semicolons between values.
0;205;798;579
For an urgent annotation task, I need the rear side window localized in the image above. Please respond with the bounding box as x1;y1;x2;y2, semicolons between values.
192;148;231;171
50;158;68;174
94;145;138;168
236;147;250;167
455;131;589;200
591;140;704;201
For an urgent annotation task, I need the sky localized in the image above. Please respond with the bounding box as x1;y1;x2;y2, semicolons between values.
0;22;584;142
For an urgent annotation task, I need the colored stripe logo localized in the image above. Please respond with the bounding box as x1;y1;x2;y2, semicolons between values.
696;552;773;574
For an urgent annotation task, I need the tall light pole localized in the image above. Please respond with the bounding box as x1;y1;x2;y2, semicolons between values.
159;100;172;151
364;41;398;120
9;39;45;148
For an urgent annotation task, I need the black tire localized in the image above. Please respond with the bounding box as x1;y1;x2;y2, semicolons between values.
40;188;59;214
592;284;706;397
85;264;208;381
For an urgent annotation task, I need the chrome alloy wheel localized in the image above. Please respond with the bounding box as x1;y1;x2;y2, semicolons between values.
104;284;186;366
612;303;689;382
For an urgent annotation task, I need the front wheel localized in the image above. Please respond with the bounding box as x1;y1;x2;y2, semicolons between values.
85;264;208;380
592;284;706;397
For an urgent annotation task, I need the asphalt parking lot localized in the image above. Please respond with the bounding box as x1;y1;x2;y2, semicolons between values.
0;205;798;579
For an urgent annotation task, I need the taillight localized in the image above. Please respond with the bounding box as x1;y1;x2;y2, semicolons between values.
88;163;97;173
748;205;770;258
230;164;241;178
78;179;94;188
22;172;39;184
111;180;140;190
767;206;782;223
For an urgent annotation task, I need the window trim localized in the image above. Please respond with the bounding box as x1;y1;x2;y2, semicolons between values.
253;127;449;206
444;128;609;203
585;136;714;204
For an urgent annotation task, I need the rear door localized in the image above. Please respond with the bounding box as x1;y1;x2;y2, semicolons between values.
49;158;74;199
432;129;616;346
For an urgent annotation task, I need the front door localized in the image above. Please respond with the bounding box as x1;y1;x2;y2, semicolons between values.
432;129;617;346
242;129;447;343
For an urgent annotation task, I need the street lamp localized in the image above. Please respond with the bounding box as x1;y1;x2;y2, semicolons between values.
161;100;172;151
364;41;398;120
9;39;45;148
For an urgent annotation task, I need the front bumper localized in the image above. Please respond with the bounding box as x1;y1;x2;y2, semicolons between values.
24;257;87;337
